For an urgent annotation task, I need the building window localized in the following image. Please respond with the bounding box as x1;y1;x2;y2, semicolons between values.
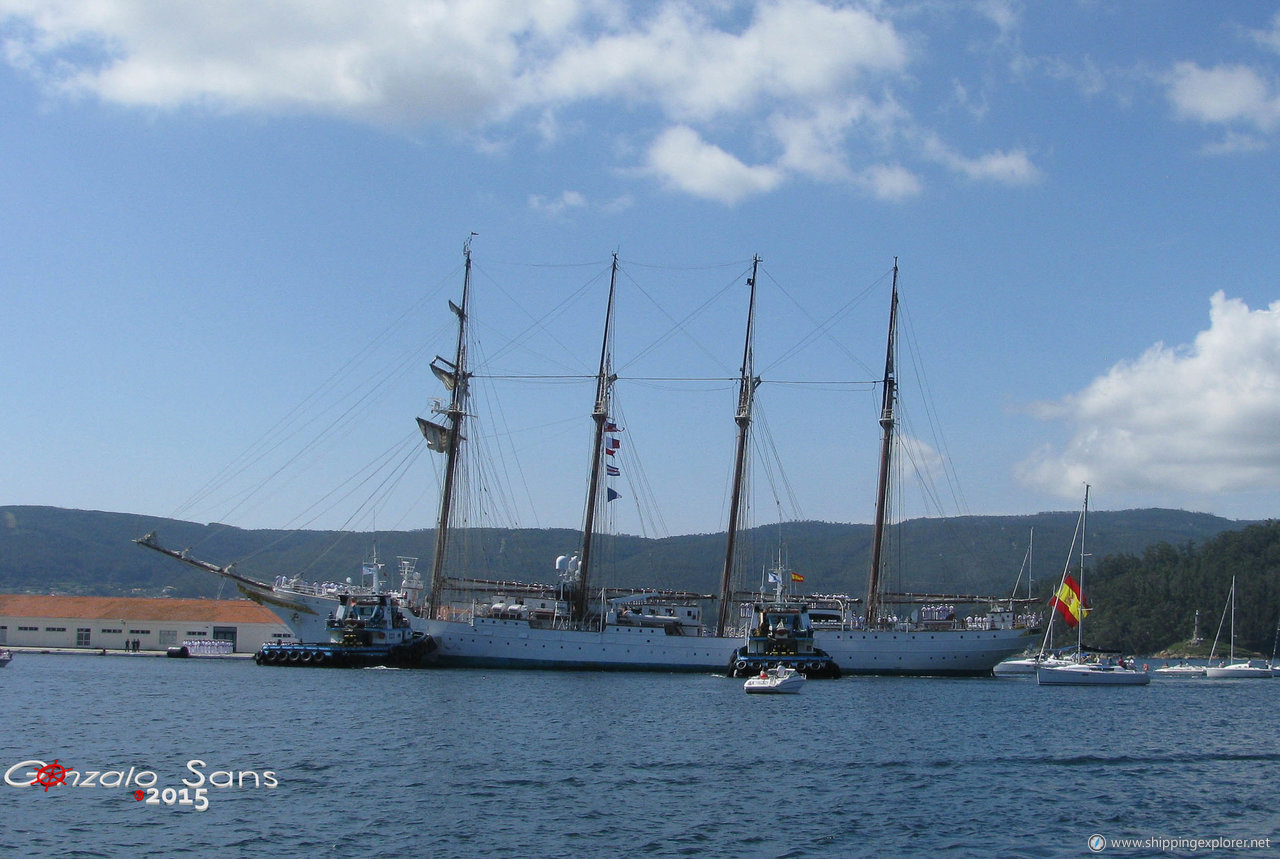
100;628;122;634
158;630;177;646
18;626;38;631
76;628;91;647
128;629;151;635
45;627;66;632
185;631;209;637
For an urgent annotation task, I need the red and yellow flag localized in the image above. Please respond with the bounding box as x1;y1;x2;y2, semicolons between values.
790;572;804;583
1049;574;1089;627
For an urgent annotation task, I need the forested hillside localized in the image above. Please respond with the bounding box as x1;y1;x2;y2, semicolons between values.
1082;521;1280;655
0;505;1249;624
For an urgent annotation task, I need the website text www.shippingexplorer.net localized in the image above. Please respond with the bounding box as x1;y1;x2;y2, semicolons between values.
1088;833;1273;853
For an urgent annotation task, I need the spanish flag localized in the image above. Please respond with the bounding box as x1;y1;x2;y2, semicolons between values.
790;572;804;583
1049;574;1089;627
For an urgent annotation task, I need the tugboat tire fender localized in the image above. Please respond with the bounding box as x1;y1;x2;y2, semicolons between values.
287;650;302;662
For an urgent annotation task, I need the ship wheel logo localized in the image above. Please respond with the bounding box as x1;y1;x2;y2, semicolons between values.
32;759;74;792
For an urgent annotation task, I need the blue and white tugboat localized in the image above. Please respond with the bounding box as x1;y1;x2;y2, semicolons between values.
727;573;840;679
255;593;435;668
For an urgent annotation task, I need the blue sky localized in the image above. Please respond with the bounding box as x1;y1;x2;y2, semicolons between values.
4;1;1280;537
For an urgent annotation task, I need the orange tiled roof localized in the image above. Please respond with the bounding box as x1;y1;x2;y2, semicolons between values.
0;594;284;624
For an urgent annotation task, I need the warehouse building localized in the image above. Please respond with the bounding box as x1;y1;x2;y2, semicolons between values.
0;594;293;653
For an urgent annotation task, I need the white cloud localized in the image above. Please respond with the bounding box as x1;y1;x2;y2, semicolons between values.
0;0;1043;203
1200;131;1269;156
856;163;923;201
529;189;588;215
530;0;906;121
1018;292;1280;500
1166;62;1280;133
644;125;782;204
920;134;1041;185
0;0;587;123
1250;11;1280;55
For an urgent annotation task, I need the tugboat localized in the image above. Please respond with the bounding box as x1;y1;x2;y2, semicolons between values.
727;574;840;679
255;593;436;668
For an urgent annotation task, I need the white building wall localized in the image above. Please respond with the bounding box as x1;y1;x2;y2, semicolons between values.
0;616;292;652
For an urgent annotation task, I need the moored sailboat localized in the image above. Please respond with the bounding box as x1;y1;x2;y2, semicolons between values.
1204;577;1272;679
993;531;1078;675
1036;487;1149;686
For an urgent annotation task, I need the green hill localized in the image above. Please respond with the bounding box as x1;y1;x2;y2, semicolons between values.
1082;520;1280;655
0;505;1247;614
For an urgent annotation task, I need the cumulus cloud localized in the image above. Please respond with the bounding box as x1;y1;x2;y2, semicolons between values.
1018;292;1280;499
856;163;923;201
920;134;1041;185
530;0;906;121
1165;62;1280;133
644;126;782;204
528;189;588;216
0;0;1042;203
0;0;584;123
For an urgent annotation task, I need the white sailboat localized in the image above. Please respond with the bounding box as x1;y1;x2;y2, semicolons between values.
994;530;1077;675
1204;577;1272;679
1037;487;1149;686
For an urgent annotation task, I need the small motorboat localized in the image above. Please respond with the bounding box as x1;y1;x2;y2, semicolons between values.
1152;661;1205;678
744;664;805;694
0;648;12;667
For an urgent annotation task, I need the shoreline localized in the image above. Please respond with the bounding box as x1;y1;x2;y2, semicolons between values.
1;645;254;659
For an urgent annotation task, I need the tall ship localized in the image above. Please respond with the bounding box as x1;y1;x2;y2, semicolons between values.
412;247;1035;673
140;244;1037;673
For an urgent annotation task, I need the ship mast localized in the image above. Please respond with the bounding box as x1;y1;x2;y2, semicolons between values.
865;259;899;627
424;235;475;619
717;256;761;637
574;254;619;626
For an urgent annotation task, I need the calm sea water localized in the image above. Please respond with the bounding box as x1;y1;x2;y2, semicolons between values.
2;654;1277;858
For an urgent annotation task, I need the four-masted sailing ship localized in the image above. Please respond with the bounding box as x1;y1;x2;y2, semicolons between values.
139;244;1037;674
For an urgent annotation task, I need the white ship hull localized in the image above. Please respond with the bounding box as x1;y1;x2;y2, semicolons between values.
1204;662;1272;679
422;617;1033;675
992;655;1076;675
817;627;1033;675
1036;664;1150;685
230;581;336;643
140;536;1036;673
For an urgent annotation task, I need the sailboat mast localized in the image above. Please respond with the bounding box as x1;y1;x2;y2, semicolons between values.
1229;575;1236;662
426;236;474;618
575;254;619;625
717;256;761;637
1077;484;1090;654
865;260;899;627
